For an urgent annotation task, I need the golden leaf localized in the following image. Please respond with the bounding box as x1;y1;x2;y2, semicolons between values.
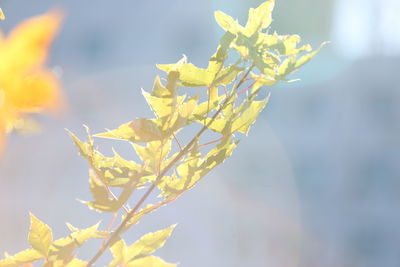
0;10;63;152
0;8;4;20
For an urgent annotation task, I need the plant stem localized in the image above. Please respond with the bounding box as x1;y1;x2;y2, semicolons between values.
86;64;254;266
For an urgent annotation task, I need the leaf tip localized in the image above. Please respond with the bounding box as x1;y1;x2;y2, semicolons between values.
65;128;74;137
0;8;5;20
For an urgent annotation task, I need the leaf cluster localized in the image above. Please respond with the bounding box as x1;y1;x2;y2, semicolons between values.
0;0;324;266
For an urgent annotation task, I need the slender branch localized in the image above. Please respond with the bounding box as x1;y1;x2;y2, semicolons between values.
237;80;256;95
86;64;255;267
103;213;118;245
222;86;229;96
234;63;255;93
105;185;129;214
157;141;165;176
173;134;183;152
92;169;130;213
198;136;225;148
204;88;211;126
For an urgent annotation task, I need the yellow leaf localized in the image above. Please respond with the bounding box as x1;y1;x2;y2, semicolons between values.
127;256;176;267
214;11;241;34
0;10;63;152
127;225;176;261
0;249;43;266
202;135;238;172
69;129;146;187
195;94;236;134
142;90;174;119
96;118;163;143
251;73;277;89
277;42;327;79
11;249;43;264
3;10;62;71
279;35;311;55
179;64;216;87
128;118;162;141
108;226;176;266
158;145;204;198
109;239;128;266
48;223;100;262
244;0;275;36
28;213;53;257
9;70;61;112
64;258;88;267
158;60;215;87
0;257;17;267
207;32;235;75
177;96;198;119
0;8;4;20
133;139;171;174
151;76;170;98
85;170;123;212
214;65;244;86
294;41;329;69
198;117;229;134
232;98;269;135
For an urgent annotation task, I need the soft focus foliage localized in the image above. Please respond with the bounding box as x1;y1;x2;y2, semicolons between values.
108;225;176;267
0;0;323;266
0;11;63;152
0;213;100;266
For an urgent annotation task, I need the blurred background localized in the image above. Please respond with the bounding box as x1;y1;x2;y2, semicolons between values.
1;0;399;266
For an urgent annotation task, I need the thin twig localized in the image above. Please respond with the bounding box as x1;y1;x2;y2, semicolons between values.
173;134;183;152
105;185;129;214
198;137;224;148
223;86;229;96
157;141;165;176
237;80;256;95
103;213;117;245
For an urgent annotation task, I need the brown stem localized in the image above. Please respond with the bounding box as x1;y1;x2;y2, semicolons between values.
234;63;255;93
105;185;129;213
157;141;165;176
198;136;225;148
103;213;118;245
223;86;229;96
173;134;183;152
237;80;256;95
204;88;211;126
86;64;254;266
